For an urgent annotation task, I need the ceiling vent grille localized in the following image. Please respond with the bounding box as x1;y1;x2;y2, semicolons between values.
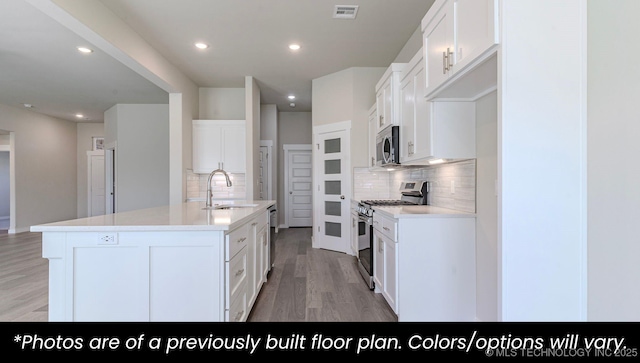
333;5;359;19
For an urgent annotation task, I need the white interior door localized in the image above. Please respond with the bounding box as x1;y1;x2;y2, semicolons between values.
258;145;269;200
285;145;312;227
87;150;105;217
312;122;351;254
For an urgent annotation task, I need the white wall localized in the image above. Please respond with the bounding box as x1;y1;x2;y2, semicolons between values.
76;123;104;218
245;77;261;201
46;0;199;205
199;88;246;119
107;104;170;212
261;104;278;202
0;103;77;232
587;0;640;320
312;67;386;168
475;91;498;321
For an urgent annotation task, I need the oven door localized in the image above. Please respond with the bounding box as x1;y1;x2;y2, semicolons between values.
357;214;374;290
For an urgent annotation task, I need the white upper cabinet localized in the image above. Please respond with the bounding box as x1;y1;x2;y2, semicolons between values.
400;49;432;163
375;63;406;134
192;120;246;174
400;47;476;165
421;0;498;98
367;104;380;170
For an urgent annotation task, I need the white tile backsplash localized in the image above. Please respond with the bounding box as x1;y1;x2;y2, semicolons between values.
353;159;476;213
353;167;391;200
186;169;247;201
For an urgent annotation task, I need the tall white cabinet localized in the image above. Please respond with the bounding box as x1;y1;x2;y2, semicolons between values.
192;120;246;174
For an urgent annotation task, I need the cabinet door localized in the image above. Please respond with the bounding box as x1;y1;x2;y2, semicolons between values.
192;121;222;174
383;238;398;313
422;0;454;95
451;0;497;74
246;221;257;307
373;229;384;293
221;124;246;173
400;53;433;164
260;224;269;279
411;63;433;160
256;224;267;292
351;212;358;256
400;70;415;163
382;78;393;132
368;104;377;169
375;84;386;133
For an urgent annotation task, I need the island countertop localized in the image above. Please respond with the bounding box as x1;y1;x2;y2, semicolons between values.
30;200;276;232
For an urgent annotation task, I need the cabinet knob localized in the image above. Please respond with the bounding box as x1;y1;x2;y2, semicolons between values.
340;195;345;200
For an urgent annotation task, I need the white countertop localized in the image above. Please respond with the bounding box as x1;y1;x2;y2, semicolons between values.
30;200;276;232
373;205;476;219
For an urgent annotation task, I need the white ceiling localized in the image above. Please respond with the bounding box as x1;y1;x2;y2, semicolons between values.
0;0;435;122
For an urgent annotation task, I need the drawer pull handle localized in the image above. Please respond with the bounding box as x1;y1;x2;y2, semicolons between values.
383;227;390;231
235;268;245;276
235;310;244;321
252;222;258;226
237;237;246;243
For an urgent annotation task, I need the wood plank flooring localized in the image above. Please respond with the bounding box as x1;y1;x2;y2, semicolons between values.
248;227;397;322
0;231;48;322
0;228;396;322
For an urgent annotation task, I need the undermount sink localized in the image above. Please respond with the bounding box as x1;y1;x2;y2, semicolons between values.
202;204;259;210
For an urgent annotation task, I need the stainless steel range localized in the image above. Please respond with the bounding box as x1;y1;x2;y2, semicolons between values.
355;181;430;289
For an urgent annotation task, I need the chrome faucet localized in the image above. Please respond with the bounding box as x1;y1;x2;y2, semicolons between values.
205;168;233;207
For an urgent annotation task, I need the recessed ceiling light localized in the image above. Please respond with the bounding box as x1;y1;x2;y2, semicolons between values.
77;47;93;53
75;114;84;118
288;44;301;50
23;103;34;108
288;95;295;100
195;42;209;49
289;103;296;108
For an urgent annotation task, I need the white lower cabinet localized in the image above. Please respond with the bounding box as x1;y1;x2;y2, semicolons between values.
373;213;398;313
373;209;476;322
232;209;269;319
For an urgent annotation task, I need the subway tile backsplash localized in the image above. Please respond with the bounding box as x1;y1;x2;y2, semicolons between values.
186;169;246;201
353;167;391;200
354;159;476;213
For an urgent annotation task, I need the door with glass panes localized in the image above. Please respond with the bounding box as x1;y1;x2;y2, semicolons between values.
312;122;351;254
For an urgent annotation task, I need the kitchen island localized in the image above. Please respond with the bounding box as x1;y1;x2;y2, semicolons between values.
30;200;275;322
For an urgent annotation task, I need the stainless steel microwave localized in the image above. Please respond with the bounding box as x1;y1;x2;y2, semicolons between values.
376;125;400;167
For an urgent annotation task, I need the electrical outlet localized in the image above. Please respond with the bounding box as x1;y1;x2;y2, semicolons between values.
98;234;117;245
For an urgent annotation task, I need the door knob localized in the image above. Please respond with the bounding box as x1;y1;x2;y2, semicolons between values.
290;191;292;194
340;195;345;199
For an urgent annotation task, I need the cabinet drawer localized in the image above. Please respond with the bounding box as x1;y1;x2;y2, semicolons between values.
226;247;247;308
249;211;268;231
226;225;248;261
373;213;397;242
382;217;397;242
226;281;247;322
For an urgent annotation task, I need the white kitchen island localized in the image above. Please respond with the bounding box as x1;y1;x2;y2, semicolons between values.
30;200;275;322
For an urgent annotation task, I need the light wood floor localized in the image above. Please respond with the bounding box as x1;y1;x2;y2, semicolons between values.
0;228;396;322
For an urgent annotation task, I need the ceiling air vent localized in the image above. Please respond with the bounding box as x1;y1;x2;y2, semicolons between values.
333;5;359;19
